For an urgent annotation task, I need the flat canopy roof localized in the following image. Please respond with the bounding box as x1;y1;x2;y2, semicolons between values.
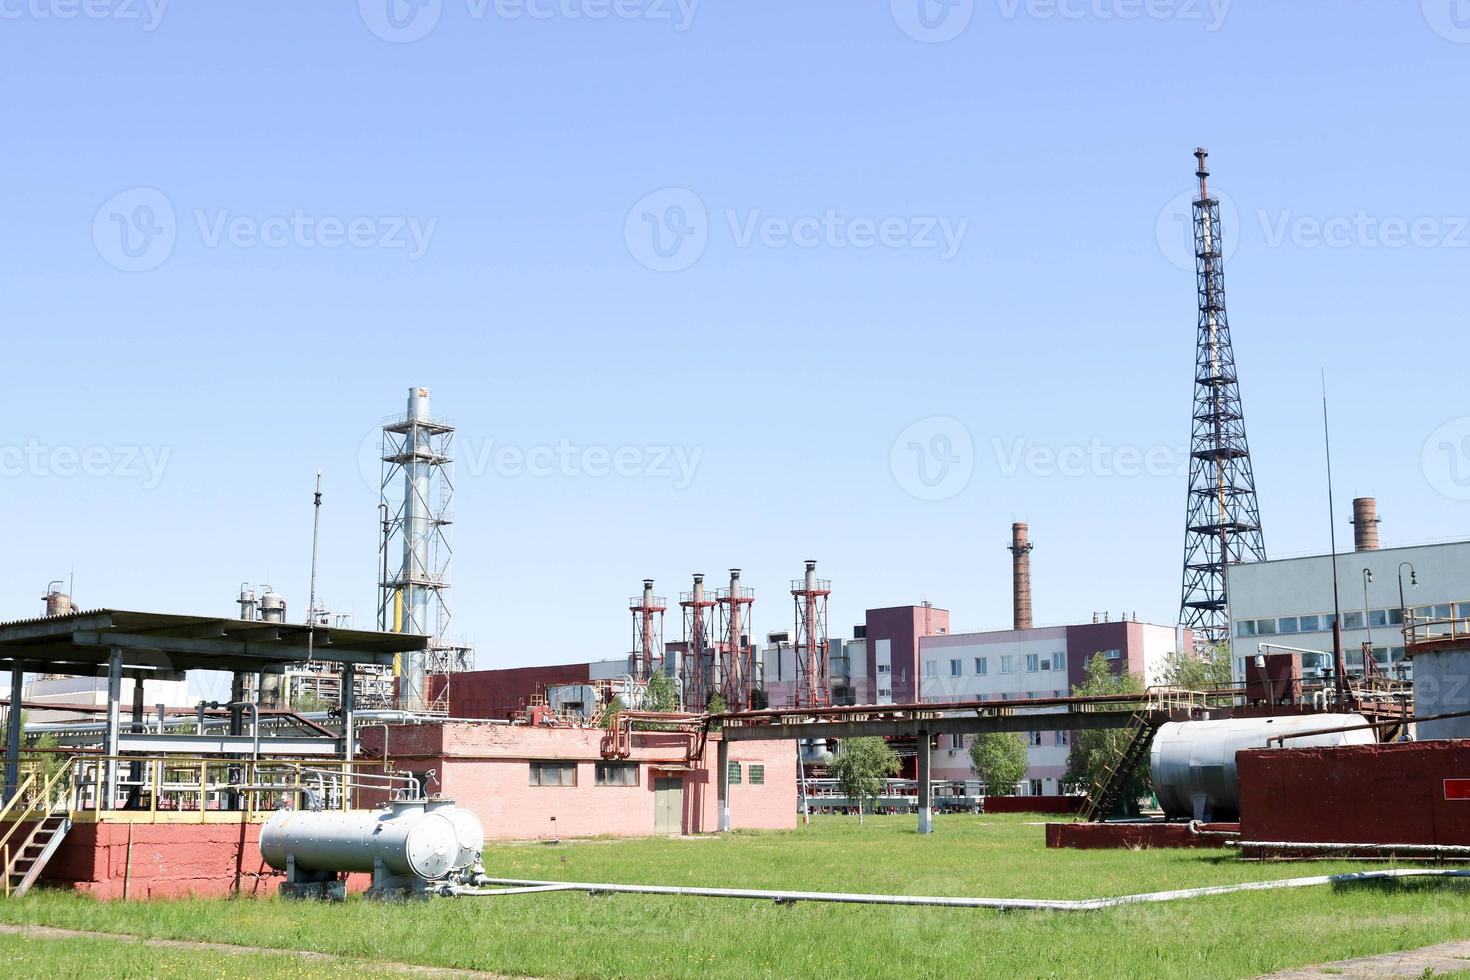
0;609;427;678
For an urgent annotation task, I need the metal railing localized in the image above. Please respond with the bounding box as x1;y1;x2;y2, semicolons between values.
1405;615;1470;648
0;756;80;896
1;753;421;821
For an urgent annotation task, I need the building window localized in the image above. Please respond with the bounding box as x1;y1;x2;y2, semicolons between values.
1256;619;1278;635
975;657;987;675
1299;614;1321;632
595;762;639;787
728;762;742;785
1055;730;1069;747
1342;611;1364;630
1368;609;1389;628
877;664;892;673
1001;655;1014;673
1278;617;1298;634
1025;654;1039;672
1027;731;1042;746
1237;620;1257;637
530;761;577;787
1029;779;1043;796
1053;651;1066;672
1388;609;1405;626
749;765;765;785
878;688;891;698
950;659;962;677
1103;649;1121;661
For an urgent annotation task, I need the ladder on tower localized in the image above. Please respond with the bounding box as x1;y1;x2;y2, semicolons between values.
1080;712;1162;823
1;757;78;898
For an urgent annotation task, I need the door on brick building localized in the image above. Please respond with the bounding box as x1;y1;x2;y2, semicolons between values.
654;776;683;834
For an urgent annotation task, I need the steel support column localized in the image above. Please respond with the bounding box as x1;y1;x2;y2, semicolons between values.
4;663;22;803
917;728;933;834
103;648;122;809
717;737;730;832
128;677;145;807
341;663;356;765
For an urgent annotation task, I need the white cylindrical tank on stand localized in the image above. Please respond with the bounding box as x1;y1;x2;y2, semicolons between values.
1151;714;1374;821
260;800;459;884
426;798;485;873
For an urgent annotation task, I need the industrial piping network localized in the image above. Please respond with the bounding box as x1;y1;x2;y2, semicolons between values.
448;869;1470;910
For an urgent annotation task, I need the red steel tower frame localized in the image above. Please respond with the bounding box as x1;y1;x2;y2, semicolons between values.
791;560;831;708
679;573;717;710
716;568;756;711
629;579;666;683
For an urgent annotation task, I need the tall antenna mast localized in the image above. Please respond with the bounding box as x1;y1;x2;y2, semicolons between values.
1179;147;1267;644
306;470;323;663
1322;372;1349;706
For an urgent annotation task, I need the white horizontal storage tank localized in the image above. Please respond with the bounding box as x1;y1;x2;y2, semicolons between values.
260;800;460;892
1151;714;1373;821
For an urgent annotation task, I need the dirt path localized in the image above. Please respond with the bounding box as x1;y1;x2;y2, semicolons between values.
1257;939;1470;978
0;922;507;977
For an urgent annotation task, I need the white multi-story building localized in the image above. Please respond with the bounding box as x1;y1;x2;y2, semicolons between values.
918;620;1185;795
1226;538;1470;683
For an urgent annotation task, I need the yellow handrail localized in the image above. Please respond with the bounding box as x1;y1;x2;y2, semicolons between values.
0;773;38;827
0;757;79;895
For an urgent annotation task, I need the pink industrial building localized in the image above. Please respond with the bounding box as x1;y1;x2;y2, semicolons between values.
359;723;796;839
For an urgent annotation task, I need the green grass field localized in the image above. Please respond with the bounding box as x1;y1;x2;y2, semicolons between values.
2;814;1468;978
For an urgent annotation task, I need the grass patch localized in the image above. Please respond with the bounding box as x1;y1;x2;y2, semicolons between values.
3;814;1467;978
0;929;389;978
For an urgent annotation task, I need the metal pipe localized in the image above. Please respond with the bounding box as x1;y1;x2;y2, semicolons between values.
465;869;1470;911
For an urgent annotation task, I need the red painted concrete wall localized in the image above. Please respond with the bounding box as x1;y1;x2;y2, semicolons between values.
1045;822;1238;849
1238;740;1470;846
984;795;1085;815
36;821;370;900
438;664;593;721
359;722;797;840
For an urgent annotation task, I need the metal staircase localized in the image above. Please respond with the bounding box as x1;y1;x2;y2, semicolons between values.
1;757;78;897
1080;712;1162;823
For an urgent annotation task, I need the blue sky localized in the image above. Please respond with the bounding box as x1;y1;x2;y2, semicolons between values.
1;1;1467;668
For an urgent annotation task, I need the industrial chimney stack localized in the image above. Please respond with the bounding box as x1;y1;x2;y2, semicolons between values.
1008;522;1034;630
1351;497;1381;552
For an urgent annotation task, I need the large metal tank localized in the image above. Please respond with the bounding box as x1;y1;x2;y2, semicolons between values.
425;798;485;873
259;589;287;623
260;800;459;885
1151;714;1373;821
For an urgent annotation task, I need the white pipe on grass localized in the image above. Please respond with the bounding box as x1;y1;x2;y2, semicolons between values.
456;869;1470;911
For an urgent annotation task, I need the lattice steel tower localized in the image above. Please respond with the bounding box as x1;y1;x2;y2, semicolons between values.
1179;148;1266;644
378;387;472;713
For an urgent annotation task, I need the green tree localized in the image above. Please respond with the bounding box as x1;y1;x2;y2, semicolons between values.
968;733;1029;797
829;737;899;823
599;695;625;729
704;692;727;730
1162;642;1233;691
1064;653;1148;816
643;672;679;712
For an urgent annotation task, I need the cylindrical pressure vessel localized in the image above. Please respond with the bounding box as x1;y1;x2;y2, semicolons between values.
425;798;485;872
1150;714;1373;820
260;801;459;882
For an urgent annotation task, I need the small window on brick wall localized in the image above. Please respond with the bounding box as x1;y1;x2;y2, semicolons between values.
728;762;742;785
595;762;639;786
749;764;765;785
530;761;577;786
